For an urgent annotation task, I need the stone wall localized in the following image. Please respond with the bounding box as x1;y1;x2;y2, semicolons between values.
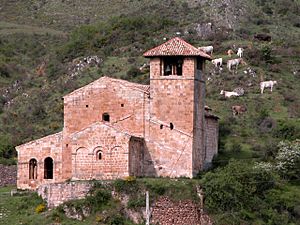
37;181;92;208
16;132;63;190
69;123;132;180
204;117;219;168
151;196;213;225
0;164;17;186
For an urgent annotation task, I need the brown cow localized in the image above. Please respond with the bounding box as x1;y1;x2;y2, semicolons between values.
232;105;247;116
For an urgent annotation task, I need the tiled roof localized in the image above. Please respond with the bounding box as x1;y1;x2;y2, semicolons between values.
143;37;211;59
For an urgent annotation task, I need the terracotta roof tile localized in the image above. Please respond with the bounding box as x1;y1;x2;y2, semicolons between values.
143;37;211;59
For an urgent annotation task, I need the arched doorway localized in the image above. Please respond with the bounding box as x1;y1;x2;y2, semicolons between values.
44;157;53;179
29;158;37;179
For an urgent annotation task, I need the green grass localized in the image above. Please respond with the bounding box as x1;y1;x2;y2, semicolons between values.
0;22;66;37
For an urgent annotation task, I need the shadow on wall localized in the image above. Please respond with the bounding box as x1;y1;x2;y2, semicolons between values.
129;137;157;177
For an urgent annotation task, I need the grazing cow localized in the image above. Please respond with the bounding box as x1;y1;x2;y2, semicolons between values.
237;48;244;58
254;34;272;42
220;90;240;98
227;49;235;57
199;46;213;55
232;105;247;116
227;58;247;71
212;58;223;68
260;80;277;94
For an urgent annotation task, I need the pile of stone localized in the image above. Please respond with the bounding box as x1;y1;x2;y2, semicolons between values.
151;196;213;225
0;164;17;186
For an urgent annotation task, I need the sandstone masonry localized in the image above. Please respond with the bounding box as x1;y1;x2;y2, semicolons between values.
16;37;219;190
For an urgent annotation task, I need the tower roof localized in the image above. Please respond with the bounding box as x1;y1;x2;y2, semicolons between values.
143;37;211;59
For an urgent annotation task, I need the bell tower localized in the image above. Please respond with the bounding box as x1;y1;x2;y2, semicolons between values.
143;37;211;177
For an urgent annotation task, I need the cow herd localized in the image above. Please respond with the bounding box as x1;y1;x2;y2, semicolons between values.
198;45;278;116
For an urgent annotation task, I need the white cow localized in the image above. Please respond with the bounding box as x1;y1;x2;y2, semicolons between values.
237;48;244;58
260;80;277;94
227;58;247;71
220;90;240;98
199;46;213;55
212;58;223;68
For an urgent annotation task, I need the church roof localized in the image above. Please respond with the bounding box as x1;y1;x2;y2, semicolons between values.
64;76;150;99
143;37;211;59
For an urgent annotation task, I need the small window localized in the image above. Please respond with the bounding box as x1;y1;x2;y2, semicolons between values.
96;151;102;160
44;157;53;179
29;159;37;180
160;124;163;129
86;105;89;108
102;113;110;122
170;123;174;130
121;104;124;107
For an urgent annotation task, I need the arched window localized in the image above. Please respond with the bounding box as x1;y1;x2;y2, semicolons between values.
96;150;102;160
29;159;37;180
170;123;174;130
102;113;110;122
44;157;53;179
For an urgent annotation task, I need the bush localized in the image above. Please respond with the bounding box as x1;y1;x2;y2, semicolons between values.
273;120;300;140
202;160;278;213
127;197;145;209
275;140;300;179
35;203;46;214
113;178;138;193
85;189;111;211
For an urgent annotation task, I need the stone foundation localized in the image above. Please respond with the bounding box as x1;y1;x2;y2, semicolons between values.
37;181;92;208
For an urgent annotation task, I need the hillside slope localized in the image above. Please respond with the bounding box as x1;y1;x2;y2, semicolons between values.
0;0;300;224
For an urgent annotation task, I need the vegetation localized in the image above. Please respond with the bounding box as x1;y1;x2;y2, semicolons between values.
0;0;300;224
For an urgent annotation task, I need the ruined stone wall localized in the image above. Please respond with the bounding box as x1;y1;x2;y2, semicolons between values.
151;196;213;225
37;181;92;208
204;117;219;168
68;123;132;180
16;132;63;190
0;164;17;186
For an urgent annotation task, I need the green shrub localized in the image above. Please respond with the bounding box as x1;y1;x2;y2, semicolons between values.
35;203;46;214
127;197;145;209
273;120;300;140
86;189;111;211
113;178;138;193
202;160;278;212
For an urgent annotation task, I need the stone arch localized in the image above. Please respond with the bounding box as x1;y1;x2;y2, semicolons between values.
74;147;92;179
29;158;38;180
93;146;103;160
44;157;53;179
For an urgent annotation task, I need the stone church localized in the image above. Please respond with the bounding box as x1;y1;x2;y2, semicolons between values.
16;37;219;190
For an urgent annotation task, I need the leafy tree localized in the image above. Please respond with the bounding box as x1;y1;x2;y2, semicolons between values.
275;139;300;179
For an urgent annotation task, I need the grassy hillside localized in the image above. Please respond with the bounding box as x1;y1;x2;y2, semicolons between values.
0;0;299;223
